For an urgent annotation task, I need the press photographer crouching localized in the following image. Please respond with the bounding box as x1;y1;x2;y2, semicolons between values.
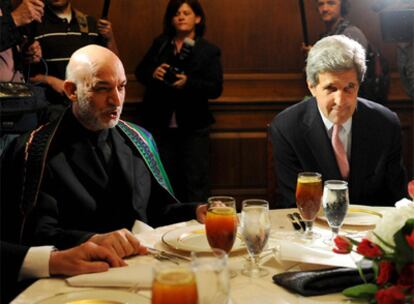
135;0;223;203
0;0;47;156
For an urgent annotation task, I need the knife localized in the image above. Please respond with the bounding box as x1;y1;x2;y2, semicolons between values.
293;212;307;231
287;214;302;231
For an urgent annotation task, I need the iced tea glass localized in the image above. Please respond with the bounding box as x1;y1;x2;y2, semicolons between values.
205;196;237;253
151;264;198;304
296;172;323;239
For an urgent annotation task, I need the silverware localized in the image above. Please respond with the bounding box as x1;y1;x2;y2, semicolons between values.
147;247;191;262
287;214;302;231
292;212;306;231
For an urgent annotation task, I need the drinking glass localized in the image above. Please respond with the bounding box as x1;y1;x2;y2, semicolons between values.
296;172;323;239
322;180;349;243
151;264;198;304
240;199;271;278
191;248;230;304
205;196;238;253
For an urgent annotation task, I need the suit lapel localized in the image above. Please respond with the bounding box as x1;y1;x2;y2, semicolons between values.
303;99;342;179
112;129;134;191
348;102;369;200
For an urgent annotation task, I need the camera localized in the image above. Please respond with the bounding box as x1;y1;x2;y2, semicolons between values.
163;66;182;86
162;37;195;86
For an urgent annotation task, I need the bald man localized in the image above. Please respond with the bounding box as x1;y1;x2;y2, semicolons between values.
1;45;207;259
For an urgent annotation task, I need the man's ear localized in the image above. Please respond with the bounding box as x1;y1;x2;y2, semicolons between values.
307;81;316;96
63;81;77;102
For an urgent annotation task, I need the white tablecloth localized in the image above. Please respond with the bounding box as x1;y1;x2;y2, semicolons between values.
12;208;384;304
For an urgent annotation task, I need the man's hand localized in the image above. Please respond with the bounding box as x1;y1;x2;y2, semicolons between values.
30;75;65;95
196;204;208;223
88;228;148;258
97;19;115;42
24;40;42;63
11;0;44;26
49;241;126;276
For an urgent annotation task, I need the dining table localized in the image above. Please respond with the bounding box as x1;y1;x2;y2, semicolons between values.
11;206;390;304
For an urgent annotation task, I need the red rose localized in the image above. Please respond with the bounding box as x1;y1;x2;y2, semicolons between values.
405;230;414;249
333;235;352;254
375;285;407;304
397;263;414;286
356;239;383;259
408;180;414;199
377;261;394;285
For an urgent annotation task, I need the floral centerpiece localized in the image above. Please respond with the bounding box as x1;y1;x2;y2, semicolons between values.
333;200;414;304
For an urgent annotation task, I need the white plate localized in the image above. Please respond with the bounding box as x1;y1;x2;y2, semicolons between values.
36;290;149;304
318;205;384;226
162;224;245;253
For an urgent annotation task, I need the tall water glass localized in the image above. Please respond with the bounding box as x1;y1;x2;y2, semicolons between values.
205;196;238;253
151;264;197;304
322;180;349;243
296;172;323;239
191;248;230;304
240;199;271;278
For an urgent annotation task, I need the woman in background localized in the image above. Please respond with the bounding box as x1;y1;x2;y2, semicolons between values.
135;0;223;203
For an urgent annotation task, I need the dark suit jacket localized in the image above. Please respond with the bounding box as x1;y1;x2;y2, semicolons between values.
135;34;223;131
270;97;407;208
1;111;198;249
0;241;29;303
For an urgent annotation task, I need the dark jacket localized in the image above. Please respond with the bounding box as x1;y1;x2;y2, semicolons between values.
0;241;30;303
135;34;223;130
270;97;407;208
1;111;198;249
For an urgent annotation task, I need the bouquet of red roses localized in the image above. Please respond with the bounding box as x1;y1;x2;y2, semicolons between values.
333;203;414;304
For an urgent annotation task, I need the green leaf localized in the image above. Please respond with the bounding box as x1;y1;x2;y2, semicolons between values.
393;219;414;270
343;283;378;299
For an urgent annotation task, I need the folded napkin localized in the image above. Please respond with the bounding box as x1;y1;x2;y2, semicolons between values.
66;264;153;288
273;267;374;296
272;241;358;268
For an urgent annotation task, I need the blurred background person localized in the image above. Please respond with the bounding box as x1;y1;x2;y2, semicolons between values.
135;0;223;203
27;0;119;122
0;0;45;155
303;0;389;104
374;0;414;100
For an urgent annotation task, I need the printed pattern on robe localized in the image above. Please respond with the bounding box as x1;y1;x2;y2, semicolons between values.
118;120;175;197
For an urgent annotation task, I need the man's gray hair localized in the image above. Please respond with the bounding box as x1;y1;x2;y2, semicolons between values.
306;35;366;86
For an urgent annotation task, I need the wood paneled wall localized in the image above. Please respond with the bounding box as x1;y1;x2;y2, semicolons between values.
72;0;413;205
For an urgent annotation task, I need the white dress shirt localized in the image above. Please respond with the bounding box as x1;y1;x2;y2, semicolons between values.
19;246;54;281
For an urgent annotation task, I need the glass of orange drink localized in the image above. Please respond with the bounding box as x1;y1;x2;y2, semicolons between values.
205;196;238;253
296;172;323;239
151;264;198;304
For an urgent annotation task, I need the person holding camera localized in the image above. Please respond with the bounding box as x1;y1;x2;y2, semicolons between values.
135;0;223;203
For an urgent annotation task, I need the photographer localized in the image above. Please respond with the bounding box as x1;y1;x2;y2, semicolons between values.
135;0;223;202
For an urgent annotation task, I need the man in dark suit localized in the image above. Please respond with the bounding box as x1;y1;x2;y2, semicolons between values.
1;45;207;258
1;241;125;303
270;35;406;208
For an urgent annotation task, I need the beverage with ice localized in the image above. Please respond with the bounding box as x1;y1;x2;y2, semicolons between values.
241;206;270;255
152;267;198;304
295;172;322;239
240;199;270;277
322;180;349;241
205;197;237;253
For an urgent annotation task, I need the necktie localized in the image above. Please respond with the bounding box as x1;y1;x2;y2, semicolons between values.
96;131;112;168
332;124;349;179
